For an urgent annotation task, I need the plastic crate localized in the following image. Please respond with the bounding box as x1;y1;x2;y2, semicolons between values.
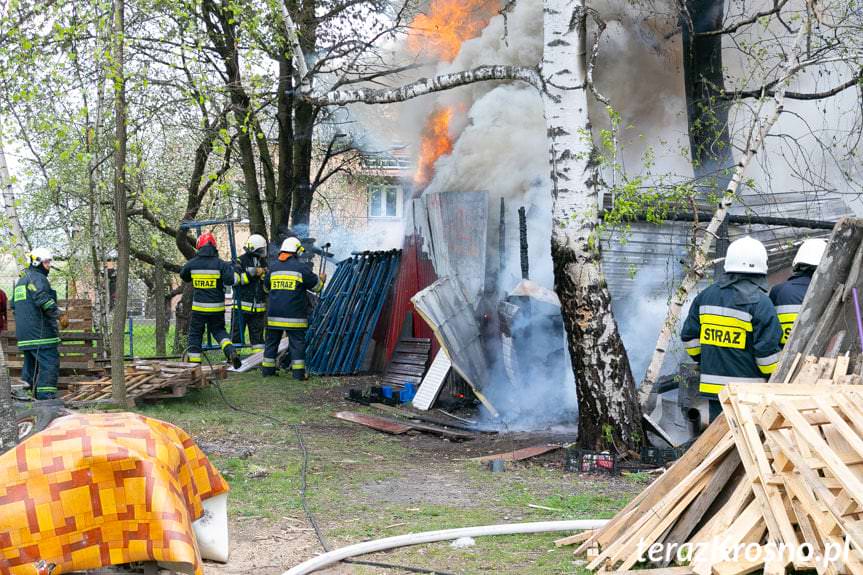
640;439;694;466
564;449;618;474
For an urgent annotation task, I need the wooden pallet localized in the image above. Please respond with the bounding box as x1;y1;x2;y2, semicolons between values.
1;299;104;383
381;337;431;388
64;360;223;406
579;357;863;575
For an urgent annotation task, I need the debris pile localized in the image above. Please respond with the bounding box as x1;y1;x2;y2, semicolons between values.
578;358;862;574
63;360;224;406
578;218;863;575
306;250;401;375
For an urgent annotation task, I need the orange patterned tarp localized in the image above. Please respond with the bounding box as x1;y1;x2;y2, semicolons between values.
0;413;229;575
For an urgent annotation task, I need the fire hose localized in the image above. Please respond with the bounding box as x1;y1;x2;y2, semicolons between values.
281;519;609;575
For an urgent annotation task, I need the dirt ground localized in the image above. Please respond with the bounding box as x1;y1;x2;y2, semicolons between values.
135;373;648;574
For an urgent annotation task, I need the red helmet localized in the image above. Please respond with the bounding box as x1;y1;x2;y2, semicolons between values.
196;232;217;250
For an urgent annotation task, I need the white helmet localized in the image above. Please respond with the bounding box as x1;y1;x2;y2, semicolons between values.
245;234;268;256
724;236;768;275
29;247;53;266
792;238;827;269
280;237;303;254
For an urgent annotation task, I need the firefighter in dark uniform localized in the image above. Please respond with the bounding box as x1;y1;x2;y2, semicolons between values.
681;236;783;422
261;237;324;379
769;238;827;346
12;247;66;399
180;232;244;369
232;234;268;354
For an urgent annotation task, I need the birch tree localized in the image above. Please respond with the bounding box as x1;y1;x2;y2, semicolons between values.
0;144;29;257
110;0;129;405
291;0;643;450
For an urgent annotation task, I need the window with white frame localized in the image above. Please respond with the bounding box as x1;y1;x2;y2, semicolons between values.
368;184;402;218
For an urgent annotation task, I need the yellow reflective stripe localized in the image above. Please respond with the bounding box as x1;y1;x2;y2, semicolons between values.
777;313;798;324
188;356;202;363
291;360;305;368
271;270;303;278
311;280;323;294
699;313;753;332
219;338;232;350
262;359;276;367
191;272;220;278
686;346;701;357
758;362;778;375
268;320;308;328
699;383;724;395
192;305;226;312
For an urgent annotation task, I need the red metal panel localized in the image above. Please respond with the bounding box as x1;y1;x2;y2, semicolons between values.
380;234;438;364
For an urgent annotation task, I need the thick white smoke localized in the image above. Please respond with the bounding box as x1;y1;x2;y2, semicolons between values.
354;0;860;427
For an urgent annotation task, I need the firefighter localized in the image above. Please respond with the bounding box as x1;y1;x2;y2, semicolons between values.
769;238;827;346
180;232;244;369
12;248;66;400
232;234;268;354
261;237;324;379
681;236;783;421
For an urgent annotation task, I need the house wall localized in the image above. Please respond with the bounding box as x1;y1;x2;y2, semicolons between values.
309;167;411;261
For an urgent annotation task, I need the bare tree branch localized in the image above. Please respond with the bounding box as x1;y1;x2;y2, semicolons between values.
722;67;862;100
695;0;790;37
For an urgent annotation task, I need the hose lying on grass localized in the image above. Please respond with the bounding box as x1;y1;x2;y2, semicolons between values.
282;519;609;575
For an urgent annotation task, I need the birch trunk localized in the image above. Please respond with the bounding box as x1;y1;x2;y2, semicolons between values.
88;67;111;355
0;143;29;257
0;319;15;451
638;15;812;408
110;0;129;405
0;143;24;448
543;0;642;451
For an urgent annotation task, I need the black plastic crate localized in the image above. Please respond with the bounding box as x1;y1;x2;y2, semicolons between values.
640;439;694;466
564;449;618;475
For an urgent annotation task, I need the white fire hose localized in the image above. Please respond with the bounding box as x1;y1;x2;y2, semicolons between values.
282;519;608;575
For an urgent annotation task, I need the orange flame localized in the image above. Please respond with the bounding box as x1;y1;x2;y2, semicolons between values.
410;0;498;187
407;0;500;61
415;107;454;185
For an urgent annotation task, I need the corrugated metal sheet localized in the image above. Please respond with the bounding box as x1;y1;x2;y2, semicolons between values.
424;191;489;304
378;234;439;365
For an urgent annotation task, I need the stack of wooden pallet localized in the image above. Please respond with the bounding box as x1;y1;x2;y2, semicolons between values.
380;337;432;390
578;354;863;575
64;360;223;406
1;298;105;383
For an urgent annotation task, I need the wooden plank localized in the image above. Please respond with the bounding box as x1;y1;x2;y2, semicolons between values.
834;355;852;382
583;416;731;556
470;445;561;463
333;411;412;434
775;218;863;381
587;434;736;570
660;449;742;555
554;529;596;547
610;568;693;575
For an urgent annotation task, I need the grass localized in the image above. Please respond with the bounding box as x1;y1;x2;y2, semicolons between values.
134;372;641;574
